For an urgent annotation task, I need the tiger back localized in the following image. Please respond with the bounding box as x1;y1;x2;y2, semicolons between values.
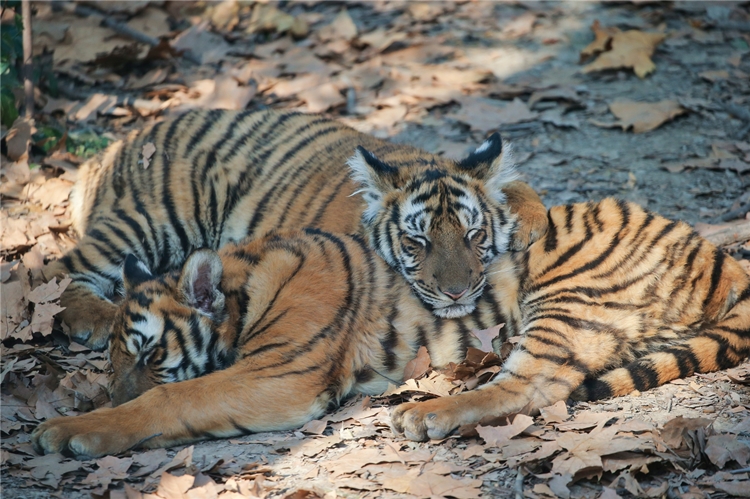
46;109;549;350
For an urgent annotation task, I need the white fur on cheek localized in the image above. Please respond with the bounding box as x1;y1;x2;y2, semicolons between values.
127;312;163;354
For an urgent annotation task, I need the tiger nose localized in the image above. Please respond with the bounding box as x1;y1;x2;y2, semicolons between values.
441;287;468;301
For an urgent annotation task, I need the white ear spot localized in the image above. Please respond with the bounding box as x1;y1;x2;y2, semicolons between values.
136;259;152;277
474;139;492;154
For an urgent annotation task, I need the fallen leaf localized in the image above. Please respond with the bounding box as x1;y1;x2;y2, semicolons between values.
299;83;345;113
157;472;194;499
705;434;750;468
580;20;621;60
601;99;685;133
246;3;308;38
27;277;71;304
5;118;33;161
582;24;665;78
699;70;729;82
502;12;537;38
540;401;569;424
299;419;328;435
317;8;357;42
448;97;538;133
470;324;502;352
141;142;156;170
477;414;534;447
380;468;481;499
171;21;232;64
403;346;431;381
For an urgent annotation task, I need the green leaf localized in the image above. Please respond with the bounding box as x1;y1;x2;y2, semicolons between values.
1;89;19;127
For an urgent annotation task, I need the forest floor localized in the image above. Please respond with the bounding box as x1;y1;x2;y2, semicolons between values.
1;1;750;498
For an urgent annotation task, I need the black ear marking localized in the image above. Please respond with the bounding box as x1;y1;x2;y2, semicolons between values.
356;146;399;176
123;254;153;287
457;132;503;170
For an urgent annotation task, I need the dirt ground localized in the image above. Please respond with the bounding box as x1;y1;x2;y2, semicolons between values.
2;1;750;498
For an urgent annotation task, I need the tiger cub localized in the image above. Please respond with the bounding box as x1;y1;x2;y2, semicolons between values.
33;200;750;458
43;109;548;350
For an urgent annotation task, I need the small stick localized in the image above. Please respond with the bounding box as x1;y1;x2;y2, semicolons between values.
21;0;33;118
710;202;750;224
54;2;201;64
514;467;526;499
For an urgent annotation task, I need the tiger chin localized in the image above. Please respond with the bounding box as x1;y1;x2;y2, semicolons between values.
41;109;549;352
33;199;750;459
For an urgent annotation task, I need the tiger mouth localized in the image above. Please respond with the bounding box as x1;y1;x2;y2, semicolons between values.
432;303;477;319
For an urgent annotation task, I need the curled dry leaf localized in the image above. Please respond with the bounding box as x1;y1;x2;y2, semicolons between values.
141;142;156;169
403;346;431;381
581;21;665;78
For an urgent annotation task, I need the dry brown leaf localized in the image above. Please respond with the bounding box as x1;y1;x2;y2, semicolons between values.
156;471;195;499
141;142;156;170
540;400;569;424
317;8;357;42
698;70;729;82
299;418;328;435
601;99;685;134
299;83;345;113
403;346;431;381
704;435;750;468
25;178;73;209
358;28;407;53
175;76;256;112
210;0;240;32
380;468;481;499
582;24;665;78
503;12;537;38
126;6;171;40
27;277;71;304
246;3;308;38
470;324;503;352
171;21;232;65
448;97;538;133
580;20;621;61
476;414;534;447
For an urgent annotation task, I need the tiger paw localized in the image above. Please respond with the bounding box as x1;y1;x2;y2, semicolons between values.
509;202;548;251
32;412;133;459
390;399;463;441
59;299;118;351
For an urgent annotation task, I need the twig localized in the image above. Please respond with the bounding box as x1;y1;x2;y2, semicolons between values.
731;467;750;474
21;0;33;118
514;467;526;499
701;222;750;248
346;87;356;115
53;2;201;64
710;202;750;224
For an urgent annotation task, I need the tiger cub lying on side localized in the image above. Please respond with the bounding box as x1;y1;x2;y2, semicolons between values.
33;200;750;458
44;109;548;351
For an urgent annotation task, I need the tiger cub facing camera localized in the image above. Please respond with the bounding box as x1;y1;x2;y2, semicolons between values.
33;200;750;458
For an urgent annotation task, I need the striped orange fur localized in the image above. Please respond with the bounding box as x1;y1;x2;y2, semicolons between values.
43;109;547;350
33;199;750;457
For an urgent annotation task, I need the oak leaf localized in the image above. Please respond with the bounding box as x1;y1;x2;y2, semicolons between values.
471;324;503;353
476;414;534;447
403;345;431;381
581;23;665;78
596;99;685;134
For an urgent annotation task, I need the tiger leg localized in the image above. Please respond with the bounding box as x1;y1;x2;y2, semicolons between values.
391;346;587;441
43;233;139;350
502;181;548;251
32;362;332;459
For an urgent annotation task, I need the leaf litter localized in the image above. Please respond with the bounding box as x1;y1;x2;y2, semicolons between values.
2;1;750;498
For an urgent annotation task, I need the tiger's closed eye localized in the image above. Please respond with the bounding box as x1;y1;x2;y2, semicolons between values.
466;228;485;241
405;235;429;247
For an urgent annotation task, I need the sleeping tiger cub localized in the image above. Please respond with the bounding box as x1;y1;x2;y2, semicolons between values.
33;200;750;458
43;109;548;350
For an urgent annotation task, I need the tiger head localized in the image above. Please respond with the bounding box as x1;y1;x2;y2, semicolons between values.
108;251;233;406
348;133;518;319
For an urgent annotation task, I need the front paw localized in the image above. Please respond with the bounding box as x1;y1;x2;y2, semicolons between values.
509;206;548;251
59;300;117;351
390;399;461;441
32;412;130;459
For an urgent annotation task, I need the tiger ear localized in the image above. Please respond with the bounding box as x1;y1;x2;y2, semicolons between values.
347;146;399;222
178;250;225;317
123;254;153;289
457;133;518;202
